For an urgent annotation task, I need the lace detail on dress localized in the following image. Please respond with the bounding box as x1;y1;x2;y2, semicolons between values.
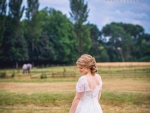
76;76;88;92
76;75;102;97
75;75;103;113
85;87;100;98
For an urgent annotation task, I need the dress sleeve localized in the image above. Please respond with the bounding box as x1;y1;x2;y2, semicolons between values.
76;76;86;92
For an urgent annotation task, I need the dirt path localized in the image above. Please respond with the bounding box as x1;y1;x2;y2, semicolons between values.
0;82;75;94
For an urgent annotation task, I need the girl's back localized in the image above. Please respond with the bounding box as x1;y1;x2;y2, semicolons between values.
86;74;101;90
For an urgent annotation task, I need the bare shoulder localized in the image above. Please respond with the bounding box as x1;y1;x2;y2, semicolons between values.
95;73;101;79
93;74;101;85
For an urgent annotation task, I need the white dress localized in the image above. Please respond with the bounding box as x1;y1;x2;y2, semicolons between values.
75;75;103;113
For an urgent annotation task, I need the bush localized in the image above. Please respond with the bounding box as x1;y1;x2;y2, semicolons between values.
40;74;47;79
0;72;6;78
63;68;66;72
11;73;15;78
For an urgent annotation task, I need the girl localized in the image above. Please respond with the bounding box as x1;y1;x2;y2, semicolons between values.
69;54;103;113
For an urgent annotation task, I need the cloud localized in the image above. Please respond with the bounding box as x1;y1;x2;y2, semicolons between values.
21;0;150;33
113;10;149;19
39;0;70;16
86;0;150;33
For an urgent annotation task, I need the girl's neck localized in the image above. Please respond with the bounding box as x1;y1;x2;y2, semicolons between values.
85;71;93;76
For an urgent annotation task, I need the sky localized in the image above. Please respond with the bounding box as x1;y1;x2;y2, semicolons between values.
22;0;150;33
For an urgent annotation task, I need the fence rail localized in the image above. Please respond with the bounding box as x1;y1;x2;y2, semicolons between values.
97;62;150;78
0;62;150;78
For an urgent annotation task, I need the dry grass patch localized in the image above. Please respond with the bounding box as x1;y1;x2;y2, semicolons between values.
97;62;150;66
0;77;150;113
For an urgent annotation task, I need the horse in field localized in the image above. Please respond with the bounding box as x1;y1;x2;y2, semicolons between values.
22;63;32;74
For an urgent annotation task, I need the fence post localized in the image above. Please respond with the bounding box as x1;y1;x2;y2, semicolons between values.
130;64;132;78
63;72;65;78
51;64;53;75
109;65;112;78
52;73;54;78
63;65;66;78
149;65;150;77
122;65;125;78
134;65;136;78
147;65;149;77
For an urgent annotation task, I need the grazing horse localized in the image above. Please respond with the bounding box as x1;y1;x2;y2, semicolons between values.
22;63;32;74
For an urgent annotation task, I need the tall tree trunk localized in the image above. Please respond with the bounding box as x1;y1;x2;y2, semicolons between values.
32;42;34;67
120;50;125;62
16;61;18;69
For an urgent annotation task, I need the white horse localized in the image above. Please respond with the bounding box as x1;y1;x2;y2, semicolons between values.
22;63;32;74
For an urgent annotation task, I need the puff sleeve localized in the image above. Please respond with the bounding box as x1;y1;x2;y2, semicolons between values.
76;76;86;92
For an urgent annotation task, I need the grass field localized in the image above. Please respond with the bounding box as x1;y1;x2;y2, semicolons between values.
0;62;150;113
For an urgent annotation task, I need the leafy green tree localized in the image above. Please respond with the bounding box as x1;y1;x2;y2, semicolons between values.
88;24;102;60
0;0;7;57
69;0;89;23
69;0;91;56
34;32;55;61
1;0;27;68
110;22;145;61
25;0;41;65
136;33;150;61
102;23;134;62
26;0;39;20
28;8;55;61
99;47;110;62
114;23;144;42
41;9;77;63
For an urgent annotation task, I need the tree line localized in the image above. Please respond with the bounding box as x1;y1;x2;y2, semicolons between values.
0;0;150;68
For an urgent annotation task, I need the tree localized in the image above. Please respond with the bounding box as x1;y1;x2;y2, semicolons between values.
136;33;150;61
0;0;7;57
88;24;101;59
109;23;145;61
116;23;144;42
41;9;77;63
26;0;39;20
88;24;110;62
1;0;27;68
25;0;40;66
69;0;91;56
29;9;55;61
102;23;134;62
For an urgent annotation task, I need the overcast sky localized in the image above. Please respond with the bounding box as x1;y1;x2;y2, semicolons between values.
22;0;150;33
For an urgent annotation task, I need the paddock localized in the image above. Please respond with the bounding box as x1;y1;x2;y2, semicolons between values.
0;62;150;113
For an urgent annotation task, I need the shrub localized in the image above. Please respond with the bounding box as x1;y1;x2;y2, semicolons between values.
0;72;6;78
40;74;47;79
11;73;15;78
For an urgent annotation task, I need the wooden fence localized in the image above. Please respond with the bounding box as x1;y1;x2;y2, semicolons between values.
0;62;150;78
97;62;150;78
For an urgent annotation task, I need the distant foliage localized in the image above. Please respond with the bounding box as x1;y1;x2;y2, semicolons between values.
0;1;150;68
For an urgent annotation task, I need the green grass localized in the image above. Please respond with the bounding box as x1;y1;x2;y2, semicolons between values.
0;91;149;107
0;91;72;113
0;91;74;107
101;92;150;105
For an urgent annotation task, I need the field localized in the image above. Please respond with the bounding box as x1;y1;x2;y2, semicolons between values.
0;62;150;113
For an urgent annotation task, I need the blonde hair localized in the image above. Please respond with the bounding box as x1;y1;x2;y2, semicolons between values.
76;54;97;75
